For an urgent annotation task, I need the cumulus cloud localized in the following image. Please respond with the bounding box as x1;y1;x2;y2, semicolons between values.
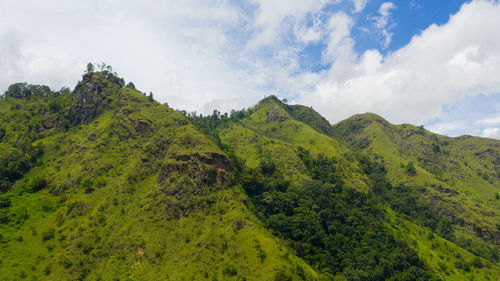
0;0;267;113
295;0;500;131
1;0;499;140
246;0;331;49
477;115;500;125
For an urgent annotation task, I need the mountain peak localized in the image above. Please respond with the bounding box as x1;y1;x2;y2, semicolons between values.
258;94;283;106
349;112;389;124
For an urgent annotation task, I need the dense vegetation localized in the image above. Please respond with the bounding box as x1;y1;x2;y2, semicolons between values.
236;150;436;280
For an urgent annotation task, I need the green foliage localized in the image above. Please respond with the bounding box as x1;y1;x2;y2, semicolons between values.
360;156;455;240
0;145;44;193
86;63;95;73
284;104;334;136
405;162;417;176
126;82;136;90
4;83;52;98
96;62;125;87
222;263;238;276
236;153;435;280
41;228;55;241
0;196;10;208
297;147;343;185
29;176;48;193
471;256;484;269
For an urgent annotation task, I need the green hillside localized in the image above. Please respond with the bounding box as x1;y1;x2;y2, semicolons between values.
1;70;498;280
187;97;499;280
333;113;500;279
0;73;318;280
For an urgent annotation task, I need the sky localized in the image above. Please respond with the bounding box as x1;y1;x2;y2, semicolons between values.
1;0;500;139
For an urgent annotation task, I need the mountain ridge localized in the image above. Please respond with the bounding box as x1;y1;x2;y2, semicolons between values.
0;70;498;280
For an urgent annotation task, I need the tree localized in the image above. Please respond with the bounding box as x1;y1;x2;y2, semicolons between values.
86;63;95;73
5;82;29;98
98;62;108;72
148;92;154;101
126;82;136;90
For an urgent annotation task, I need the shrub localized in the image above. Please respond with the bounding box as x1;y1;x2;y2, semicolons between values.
405;162;417;176
274;268;293;281
0;196;11;208
30;177;48;192
0;210;9;224
41;228;55;241
471;257;483;268
222;263;237;276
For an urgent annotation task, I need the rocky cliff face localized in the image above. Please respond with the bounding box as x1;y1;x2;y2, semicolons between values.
267;107;289;122
159;152;232;189
66;73;115;125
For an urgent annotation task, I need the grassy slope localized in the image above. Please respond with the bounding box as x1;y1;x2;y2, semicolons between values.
332;113;500;279
387;209;499;281
0;74;319;280
225;96;370;192
218;122;310;184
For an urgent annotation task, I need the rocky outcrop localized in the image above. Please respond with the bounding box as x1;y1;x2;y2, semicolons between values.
65;73;114;125
158;152;232;189
156;152;233;219
134;119;152;134
267;107;289;122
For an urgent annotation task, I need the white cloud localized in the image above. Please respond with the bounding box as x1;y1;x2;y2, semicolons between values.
477;115;500;125
295;0;500;128
295;16;324;44
323;12;355;65
1;0;500;141
426;121;464;136
0;0;340;114
376;2;396;28
245;0;331;49
482;127;500;139
374;2;396;48
0;0;267;113
351;0;369;13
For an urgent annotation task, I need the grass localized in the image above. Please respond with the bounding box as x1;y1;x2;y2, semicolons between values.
234;98;370;192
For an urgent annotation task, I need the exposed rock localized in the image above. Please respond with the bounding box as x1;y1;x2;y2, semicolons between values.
267;107;289;122
134;119;152;134
51;181;74;196
401;130;414;139
158;152;233;193
431;184;459;195
65;73;113;125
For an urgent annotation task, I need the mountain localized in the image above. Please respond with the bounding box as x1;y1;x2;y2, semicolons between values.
332;113;500;279
0;73;318;280
0;70;498;280
205;96;499;280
